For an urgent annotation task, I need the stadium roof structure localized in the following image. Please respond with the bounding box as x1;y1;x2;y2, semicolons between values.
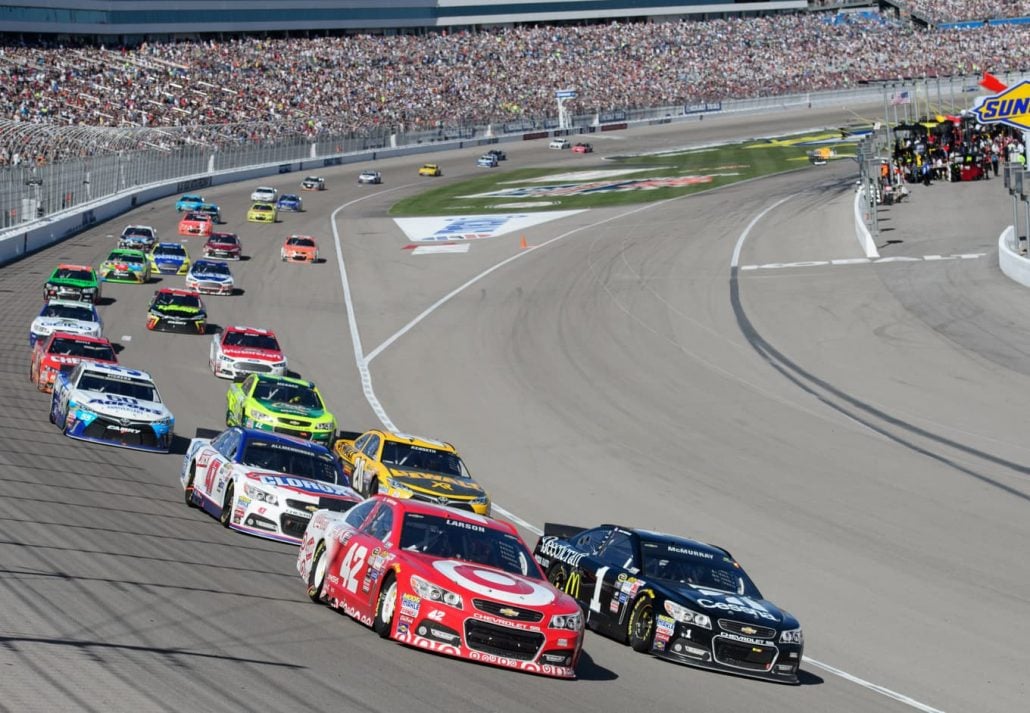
0;0;806;36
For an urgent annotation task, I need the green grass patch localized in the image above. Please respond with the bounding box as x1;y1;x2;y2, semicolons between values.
389;131;861;217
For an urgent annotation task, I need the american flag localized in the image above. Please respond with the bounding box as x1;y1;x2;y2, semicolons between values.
891;91;911;105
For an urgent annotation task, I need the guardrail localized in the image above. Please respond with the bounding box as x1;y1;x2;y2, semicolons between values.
997;225;1030;286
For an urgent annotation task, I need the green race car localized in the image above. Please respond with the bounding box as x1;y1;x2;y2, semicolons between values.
44;263;101;304
226;374;336;444
100;248;151;283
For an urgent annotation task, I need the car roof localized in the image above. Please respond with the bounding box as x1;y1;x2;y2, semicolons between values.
191;259;226;268
108;248;146;256
122;224;154;231
379;495;512;533
156;287;199;296
251;373;314;388
80;361;153;380
154;242;185;249
208;232;238;240
378;430;456;452
41;299;97;310
55;263;94;271
623;527;731;557
225;324;275;336
48;331;111;345
236;427;333;455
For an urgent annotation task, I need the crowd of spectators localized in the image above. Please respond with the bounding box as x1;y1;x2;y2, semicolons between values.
903;0;1029;24
4;11;1030;164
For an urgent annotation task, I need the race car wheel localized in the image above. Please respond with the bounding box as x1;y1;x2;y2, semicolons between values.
366;477;378;499
628;596;656;652
546;563;570;593
373;574;397;638
184;463;198;508
307;541;328;603
219;482;234;528
225;408;235;427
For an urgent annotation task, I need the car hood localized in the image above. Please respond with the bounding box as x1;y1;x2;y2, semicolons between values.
244;471;357;500
258;400;326;419
31;316;99;336
75;390;170;421
385;467;484;498
221;345;283;362
666;584;795;628
409;557;562;608
153;254;186;263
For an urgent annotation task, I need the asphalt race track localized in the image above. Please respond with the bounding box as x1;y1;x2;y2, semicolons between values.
1;106;1027;713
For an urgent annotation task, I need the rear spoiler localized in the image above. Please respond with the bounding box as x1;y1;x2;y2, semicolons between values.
543;522;588;540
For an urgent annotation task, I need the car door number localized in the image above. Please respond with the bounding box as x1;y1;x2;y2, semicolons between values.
589;565;611;613
351;459;366;492
339;542;368;594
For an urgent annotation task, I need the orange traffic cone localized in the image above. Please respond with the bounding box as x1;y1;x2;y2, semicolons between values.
519;235;528;249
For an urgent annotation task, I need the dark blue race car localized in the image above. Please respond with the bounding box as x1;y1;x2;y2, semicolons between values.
276;194;303;212
534;523;804;683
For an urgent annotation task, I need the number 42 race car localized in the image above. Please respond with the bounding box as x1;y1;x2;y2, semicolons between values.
298;495;585;678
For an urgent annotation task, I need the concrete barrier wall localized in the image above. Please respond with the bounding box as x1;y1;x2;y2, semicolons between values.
0;139;475;268
853;188;880;259
997;225;1030;286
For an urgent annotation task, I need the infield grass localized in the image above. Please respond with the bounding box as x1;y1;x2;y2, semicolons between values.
389;130;860;216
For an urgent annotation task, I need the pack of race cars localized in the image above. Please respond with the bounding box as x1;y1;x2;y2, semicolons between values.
26;167;804;684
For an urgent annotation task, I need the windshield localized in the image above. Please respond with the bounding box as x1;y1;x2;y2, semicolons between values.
49;338;115;361
108;252;144;264
281;195;299;202
381;442;468;477
240;441;339;483
210;233;239;245
42;304;94;320
78;373;158;401
123;227;152;238
252;380;322;409
641;540;762;598
194;262;230;276
53;268;92;282
287;238;314;247
154;292;201;309
224;331;280;351
400;512;540;578
252;204;271;212
153;245;185;257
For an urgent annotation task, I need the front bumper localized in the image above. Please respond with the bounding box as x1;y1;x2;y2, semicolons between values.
392;599;581;679
64;413;172;453
203;249;241;260
282;252;316;262
179;225;212;237
152;263;188;276
212;358;286;379
650;616;802;683
147;315;206;334
243;417;333;444
186;279;233;295
101;269;146;283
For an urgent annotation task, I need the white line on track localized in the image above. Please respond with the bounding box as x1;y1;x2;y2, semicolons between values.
332;188;946;713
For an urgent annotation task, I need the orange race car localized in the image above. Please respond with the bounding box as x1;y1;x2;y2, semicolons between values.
178;211;213;238
280;235;319;263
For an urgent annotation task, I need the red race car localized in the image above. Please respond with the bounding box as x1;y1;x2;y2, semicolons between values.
571;142;593;153
178;211;213;238
298;496;584;678
29;331;117;392
281;235;319;263
209;325;288;379
203;232;242;260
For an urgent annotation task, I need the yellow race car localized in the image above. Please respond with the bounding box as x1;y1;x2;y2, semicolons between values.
417;163;442;177
246;202;278;223
335;429;490;514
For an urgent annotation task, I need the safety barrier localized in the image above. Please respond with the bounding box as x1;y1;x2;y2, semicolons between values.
853;187;880;259
997;225;1030;286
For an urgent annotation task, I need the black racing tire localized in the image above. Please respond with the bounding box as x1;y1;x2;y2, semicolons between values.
307;541;328;603
366;477;378;499
546;563;570;593
219;482;234;528
225;408;234;427
627;596;656;652
373;574;398;638
184;463;198;507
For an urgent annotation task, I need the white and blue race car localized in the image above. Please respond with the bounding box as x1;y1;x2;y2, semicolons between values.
181;427;362;545
50;362;174;452
185;259;235;295
29;299;102;347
